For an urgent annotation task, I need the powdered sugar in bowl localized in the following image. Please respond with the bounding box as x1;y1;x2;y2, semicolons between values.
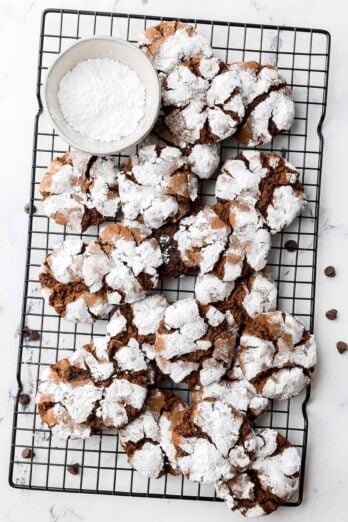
44;36;161;155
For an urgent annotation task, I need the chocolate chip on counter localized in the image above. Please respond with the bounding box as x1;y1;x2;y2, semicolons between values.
18;393;31;406
24;203;37;214
324;266;336;277
325;309;337;320
67;463;80;475
284;240;298;252
336;342;347;354
22;328;41;342
21;448;34;459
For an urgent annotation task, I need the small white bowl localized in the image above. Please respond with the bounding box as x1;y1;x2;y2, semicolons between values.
44;36;161;155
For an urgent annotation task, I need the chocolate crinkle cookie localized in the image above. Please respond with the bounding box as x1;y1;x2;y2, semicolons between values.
138;20;212;74
173;205;231;274
215;428;301;517
118;137;198;229
104;293;168;384
119;388;185;479
150;199;206;279
37;294;168;438
37;351;106;440
215;151;306;234
193;357;270;419
82;222;163;306
238;311;317;400
174;203;271;283
36;345;147;439
162;56;245;144
153;117;221;179
222;200;271;281
230;61;295;147
195;270;277;331
155;297;236;386
39;238;113;323
39;222;163;322
171;398;256;484
40;151;120;232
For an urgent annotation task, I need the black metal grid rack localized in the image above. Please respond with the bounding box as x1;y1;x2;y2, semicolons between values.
9;8;330;507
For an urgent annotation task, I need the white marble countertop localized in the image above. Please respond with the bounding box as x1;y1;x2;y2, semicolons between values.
0;0;347;521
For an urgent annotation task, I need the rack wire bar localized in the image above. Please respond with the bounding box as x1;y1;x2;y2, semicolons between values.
9;9;330;507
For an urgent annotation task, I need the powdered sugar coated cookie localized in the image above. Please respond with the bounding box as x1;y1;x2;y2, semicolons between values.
40;151;120;232
82;222;163;306
119;388;184;479
153;117;220;179
118;138;198;229
163;56;245;144
215;428;301;517
37;295;168;438
155;297;236;385
36;345;147;438
238;311;317;400
230;61;295;147
172;399;256;483
39;238;112;323
215;200;271;282
216;151;306;234
195;270;277;333
138;21;212;73
39;223;163;322
174;205;230;273
192;357;270;419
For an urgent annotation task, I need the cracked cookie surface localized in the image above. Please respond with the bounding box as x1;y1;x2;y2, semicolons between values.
171;398;256;483
238;311;317;400
155;297;236;386
82;222;163;306
37;294;168;438
174;205;231;274
118;137;198;230
192;353;270;419
40;151;120;232
138;21;212;74
39;222;163;322
119;388;184;478
195;269;277;329
39;238;112;323
162;56;245;144
215;428;301;517
215;151;306;234
230;61;295;147
153;117;221;179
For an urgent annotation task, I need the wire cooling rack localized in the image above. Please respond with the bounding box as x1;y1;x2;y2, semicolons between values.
9;8;330;507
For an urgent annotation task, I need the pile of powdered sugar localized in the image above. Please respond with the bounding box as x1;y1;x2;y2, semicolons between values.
58;58;146;142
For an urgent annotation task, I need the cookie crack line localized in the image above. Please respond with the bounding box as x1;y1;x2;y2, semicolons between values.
239;82;286;128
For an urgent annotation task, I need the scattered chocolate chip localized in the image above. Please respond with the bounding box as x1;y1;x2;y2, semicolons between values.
24;203;37;214
67;463;80;475
324;266;336;277
284;240;298;252
337;342;347;354
21;448;34;459
326;309;337;320
22;328;41;342
18;393;31;406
